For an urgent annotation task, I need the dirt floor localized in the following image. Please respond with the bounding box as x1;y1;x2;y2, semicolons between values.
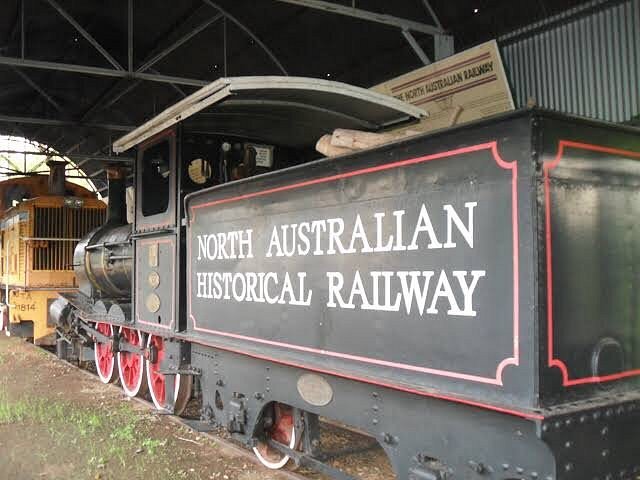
0;335;295;480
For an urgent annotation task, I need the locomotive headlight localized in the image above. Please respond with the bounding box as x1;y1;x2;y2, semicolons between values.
63;198;85;208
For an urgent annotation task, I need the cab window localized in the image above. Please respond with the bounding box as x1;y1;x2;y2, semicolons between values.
141;140;171;217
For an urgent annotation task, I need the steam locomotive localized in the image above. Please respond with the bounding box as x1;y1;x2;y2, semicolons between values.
51;76;640;479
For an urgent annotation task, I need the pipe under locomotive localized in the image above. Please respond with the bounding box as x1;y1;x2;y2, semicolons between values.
50;76;640;480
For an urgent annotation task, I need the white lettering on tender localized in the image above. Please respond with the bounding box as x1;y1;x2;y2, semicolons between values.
325;269;486;317
195;201;486;315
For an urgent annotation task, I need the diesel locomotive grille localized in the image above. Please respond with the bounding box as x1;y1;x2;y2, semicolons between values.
32;206;105;271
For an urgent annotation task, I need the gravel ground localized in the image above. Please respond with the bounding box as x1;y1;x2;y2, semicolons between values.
0;335;291;480
0;334;395;480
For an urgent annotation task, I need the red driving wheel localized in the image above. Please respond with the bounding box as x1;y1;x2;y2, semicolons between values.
145;334;192;414
117;327;147;397
253;403;300;469
94;322;117;383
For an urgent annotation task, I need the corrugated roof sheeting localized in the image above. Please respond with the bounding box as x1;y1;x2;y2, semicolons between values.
500;0;640;123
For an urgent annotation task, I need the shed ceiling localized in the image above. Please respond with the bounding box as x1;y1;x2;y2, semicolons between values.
0;0;593;192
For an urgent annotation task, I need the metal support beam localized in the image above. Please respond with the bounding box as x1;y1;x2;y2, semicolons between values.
71;154;132;163
420;0;443;30
0;56;209;86
73;142;117;168
0;149;132;162
11;67;65;112
48;133;66;151
2;173;93;178
128;0;133;72
79;6;217;123
434;33;454;61
223;16;227;76
85;80;143;120
98;173;133;194
136;13;223;73
20;0;25;58
0;113;133;131
150;68;187;98
128;69;202;87
44;0;124;71
202;0;288;75
271;0;444;35
63;140;82;155
401;30;431;65
3;6;21;54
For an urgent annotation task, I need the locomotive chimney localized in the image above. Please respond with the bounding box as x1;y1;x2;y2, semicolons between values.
46;160;67;196
106;166;127;225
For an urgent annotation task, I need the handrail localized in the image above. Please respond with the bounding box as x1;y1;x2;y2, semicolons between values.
21;237;82;242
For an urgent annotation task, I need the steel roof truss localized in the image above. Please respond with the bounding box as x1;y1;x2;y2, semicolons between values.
43;0;124;71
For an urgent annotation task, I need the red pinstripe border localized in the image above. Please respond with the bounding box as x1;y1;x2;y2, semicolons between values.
187;141;520;386
545;140;640;386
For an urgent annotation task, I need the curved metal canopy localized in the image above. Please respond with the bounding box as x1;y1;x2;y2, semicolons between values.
113;76;426;152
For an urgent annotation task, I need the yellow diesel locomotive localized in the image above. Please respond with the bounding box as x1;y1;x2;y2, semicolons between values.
0;161;105;345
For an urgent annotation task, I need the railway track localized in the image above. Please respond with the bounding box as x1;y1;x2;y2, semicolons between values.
36;343;392;480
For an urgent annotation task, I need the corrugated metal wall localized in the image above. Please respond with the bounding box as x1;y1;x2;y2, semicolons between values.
500;0;640;123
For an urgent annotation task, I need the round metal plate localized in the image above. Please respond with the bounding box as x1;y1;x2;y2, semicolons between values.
146;293;161;313
296;373;333;407
188;157;213;185
148;271;160;289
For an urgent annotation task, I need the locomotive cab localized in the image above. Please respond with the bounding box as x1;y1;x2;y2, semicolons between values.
52;76;423;409
116;76;424;335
